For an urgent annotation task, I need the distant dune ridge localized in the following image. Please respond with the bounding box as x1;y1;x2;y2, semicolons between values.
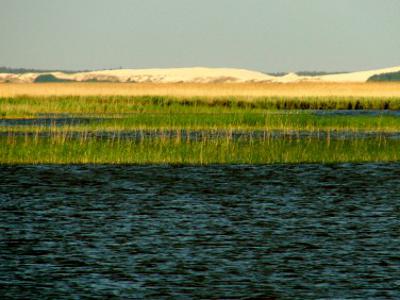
1;66;400;83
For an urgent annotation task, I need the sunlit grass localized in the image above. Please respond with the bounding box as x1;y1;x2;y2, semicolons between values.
1;112;400;133
1;94;399;165
1;134;398;164
2;82;400;98
2;95;400;118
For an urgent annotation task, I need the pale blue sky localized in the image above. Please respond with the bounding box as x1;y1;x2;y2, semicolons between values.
1;0;399;72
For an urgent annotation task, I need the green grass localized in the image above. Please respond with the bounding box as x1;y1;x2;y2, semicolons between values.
1;134;398;164
2;95;400;118
2;112;400;133
1;95;399;164
2;95;400;132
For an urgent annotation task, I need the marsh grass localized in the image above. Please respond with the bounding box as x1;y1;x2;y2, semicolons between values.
1;96;400;133
2;94;399;165
2;82;400;98
2;112;400;133
2;95;400;118
1;134;398;164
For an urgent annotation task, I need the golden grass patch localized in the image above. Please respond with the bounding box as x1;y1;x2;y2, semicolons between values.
1;82;400;98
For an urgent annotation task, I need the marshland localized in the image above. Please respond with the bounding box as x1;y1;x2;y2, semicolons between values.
1;84;400;164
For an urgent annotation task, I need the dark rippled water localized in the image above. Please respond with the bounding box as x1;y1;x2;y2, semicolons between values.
1;164;400;299
0;117;102;127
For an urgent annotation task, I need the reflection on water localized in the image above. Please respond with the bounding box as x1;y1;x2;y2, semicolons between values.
1;164;400;299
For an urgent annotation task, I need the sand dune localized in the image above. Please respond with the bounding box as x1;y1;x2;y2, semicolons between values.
0;66;399;84
54;67;276;83
273;72;310;83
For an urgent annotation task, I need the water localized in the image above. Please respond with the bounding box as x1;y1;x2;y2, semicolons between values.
2;109;400;127
1;164;400;299
3;129;400;140
0;117;103;127
313;110;400;116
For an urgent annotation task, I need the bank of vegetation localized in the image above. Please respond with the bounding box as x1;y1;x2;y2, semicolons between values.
368;71;400;82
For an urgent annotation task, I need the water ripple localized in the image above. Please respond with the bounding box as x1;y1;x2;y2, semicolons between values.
1;164;399;299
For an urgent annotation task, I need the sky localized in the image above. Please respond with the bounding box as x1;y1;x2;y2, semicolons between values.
1;0;400;72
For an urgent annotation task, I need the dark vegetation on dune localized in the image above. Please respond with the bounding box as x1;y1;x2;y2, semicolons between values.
34;74;73;83
368;71;400;82
32;74;114;83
